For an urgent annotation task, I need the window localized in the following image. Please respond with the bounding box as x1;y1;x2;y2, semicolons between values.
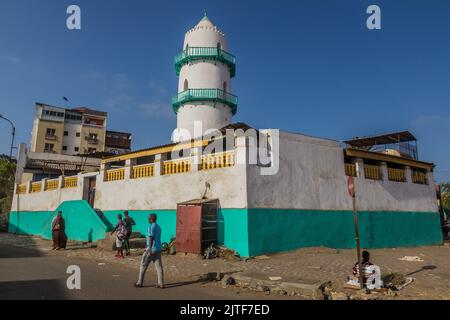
76;132;80;137
44;143;54;152
88;148;97;153
184;79;189;91
74;147;79;152
62;146;67;151
217;42;221;49
64;131;68;136
46;128;56;137
223;81;227;92
89;133;98;139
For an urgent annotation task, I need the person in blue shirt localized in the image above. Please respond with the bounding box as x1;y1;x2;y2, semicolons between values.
135;213;164;288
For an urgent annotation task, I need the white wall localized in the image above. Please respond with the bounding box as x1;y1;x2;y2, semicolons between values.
12;186;79;212
62;122;82;155
247;130;438;212
94;165;247;211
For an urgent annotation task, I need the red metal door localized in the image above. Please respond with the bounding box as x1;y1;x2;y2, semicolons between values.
176;204;202;254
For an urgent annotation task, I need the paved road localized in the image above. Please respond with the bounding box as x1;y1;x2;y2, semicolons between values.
0;244;274;300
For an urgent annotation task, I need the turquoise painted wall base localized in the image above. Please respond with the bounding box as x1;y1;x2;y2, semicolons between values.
9;203;443;258
9;200;109;242
247;209;443;256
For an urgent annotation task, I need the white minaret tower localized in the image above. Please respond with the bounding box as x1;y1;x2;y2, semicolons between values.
172;14;237;142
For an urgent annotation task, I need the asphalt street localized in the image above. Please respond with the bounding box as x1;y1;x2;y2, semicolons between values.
0;244;273;300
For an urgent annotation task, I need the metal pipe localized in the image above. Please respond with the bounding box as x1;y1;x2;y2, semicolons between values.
0;114;16;159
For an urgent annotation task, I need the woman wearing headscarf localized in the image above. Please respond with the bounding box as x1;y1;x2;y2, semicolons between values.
52;211;67;250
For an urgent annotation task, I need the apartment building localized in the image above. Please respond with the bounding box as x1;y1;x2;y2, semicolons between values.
30;103;129;156
105;130;132;155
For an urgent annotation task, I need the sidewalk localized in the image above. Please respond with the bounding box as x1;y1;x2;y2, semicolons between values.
2;233;449;299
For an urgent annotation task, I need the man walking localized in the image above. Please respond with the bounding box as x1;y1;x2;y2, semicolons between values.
135;213;164;288
123;210;136;256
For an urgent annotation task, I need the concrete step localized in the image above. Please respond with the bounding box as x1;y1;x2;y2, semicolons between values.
230;272;326;299
96;233;146;251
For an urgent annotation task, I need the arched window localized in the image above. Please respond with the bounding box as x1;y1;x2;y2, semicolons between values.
223;81;227;92
184;79;189;91
217;42;221;50
185;44;189;51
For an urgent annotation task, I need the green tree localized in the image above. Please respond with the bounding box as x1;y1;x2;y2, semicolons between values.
0;158;16;228
441;183;450;210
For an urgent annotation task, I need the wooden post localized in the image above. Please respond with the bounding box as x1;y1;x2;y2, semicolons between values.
352;195;364;290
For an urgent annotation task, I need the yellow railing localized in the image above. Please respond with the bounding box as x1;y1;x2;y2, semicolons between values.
164;159;191;175
388;168;406;182
45;179;59;191
132;164;155;179
30;182;42;193
17;184;27;194
344;163;357;177
412;170;428;184
364;165;381;180
201;151;235;170
106;168;125;182
63;176;78;188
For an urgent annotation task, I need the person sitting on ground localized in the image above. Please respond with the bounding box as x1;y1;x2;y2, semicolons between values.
111;214;127;259
348;250;383;289
123;210;136;256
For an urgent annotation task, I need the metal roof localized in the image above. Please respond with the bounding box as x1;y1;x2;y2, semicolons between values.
344;131;416;148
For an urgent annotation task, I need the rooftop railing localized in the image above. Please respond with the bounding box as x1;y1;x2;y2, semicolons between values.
174;47;236;77
172;88;238;115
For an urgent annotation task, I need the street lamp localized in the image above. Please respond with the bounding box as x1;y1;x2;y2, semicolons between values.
0;114;16;159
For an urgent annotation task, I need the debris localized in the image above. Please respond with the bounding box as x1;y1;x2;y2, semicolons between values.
398;256;424;262
203;243;218;259
98;263;105;266
254;255;270;260
269;276;282;281
329;291;349;300
217;247;241;261
382;272;414;291
221;275;235;286
396;277;415;290
206;272;223;281
255;283;271;293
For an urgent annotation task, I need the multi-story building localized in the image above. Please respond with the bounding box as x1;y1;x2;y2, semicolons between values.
30;103;131;156
105;131;132;155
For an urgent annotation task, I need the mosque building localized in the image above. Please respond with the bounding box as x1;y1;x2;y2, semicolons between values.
9;15;442;257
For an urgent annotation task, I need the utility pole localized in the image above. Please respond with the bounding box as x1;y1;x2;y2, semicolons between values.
348;176;364;290
0;114;16;160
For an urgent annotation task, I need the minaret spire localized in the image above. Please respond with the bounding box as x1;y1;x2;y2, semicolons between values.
172;15;237;142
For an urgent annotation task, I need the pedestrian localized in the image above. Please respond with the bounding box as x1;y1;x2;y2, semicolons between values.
135;213;164;288
111;214;127;259
52;211;67;250
123;210;136;256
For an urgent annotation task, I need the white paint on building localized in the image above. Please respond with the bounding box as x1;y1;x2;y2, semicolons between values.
174;15;235;142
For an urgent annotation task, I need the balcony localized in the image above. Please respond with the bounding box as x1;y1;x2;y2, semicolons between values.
45;134;57;141
172;88;238;115
174;47;236;77
85;136;99;145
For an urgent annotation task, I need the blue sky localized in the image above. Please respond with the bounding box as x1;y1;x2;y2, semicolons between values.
0;0;449;181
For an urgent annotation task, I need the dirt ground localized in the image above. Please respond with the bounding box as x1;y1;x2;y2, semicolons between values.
1;233;449;300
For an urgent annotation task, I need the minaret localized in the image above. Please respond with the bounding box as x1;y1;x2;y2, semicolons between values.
172;14;237;142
